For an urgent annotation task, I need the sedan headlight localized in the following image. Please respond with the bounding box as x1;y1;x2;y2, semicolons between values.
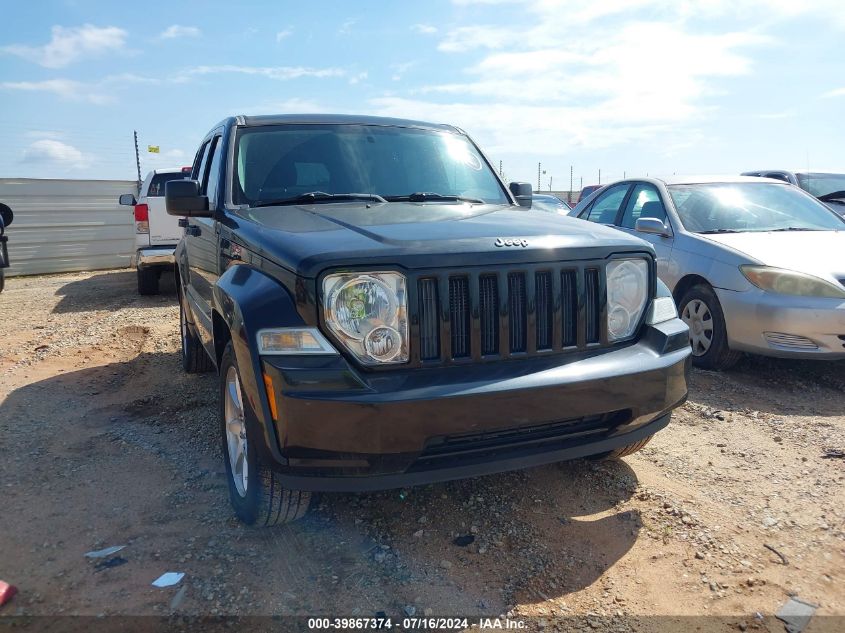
740;265;845;299
606;258;649;341
323;272;409;365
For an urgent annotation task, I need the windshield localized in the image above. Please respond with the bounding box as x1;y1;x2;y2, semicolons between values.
232;124;508;206
532;196;568;214
796;173;845;198
147;172;188;197
667;183;845;233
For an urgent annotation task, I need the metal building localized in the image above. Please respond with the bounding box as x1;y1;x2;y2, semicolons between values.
0;178;137;277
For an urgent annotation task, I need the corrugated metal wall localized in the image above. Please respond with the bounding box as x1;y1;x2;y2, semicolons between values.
0;178;138;277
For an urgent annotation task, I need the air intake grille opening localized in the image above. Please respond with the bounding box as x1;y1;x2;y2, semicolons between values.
479;274;499;355
449;277;470;358
508;273;527;353
561;270;577;347
535;272;552;350
585;268;600;344
418;278;440;360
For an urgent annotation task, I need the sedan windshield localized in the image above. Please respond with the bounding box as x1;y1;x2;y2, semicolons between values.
667;183;845;233
532;196;569;214
796;172;845;198
232;124;508;206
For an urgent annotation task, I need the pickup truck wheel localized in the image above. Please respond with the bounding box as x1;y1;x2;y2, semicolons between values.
679;284;742;370
219;342;311;526
179;285;213;373
137;267;160;295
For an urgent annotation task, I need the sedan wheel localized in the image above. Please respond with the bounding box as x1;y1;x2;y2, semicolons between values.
681;298;713;356
224;366;248;498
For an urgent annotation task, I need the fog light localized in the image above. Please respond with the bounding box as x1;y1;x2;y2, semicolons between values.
364;326;402;361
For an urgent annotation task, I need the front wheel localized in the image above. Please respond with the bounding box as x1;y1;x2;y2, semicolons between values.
678;284;742;371
592;433;655;461
219;342;311;526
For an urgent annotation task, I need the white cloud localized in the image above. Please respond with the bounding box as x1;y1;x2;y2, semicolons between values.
437;25;515;52
348;71;368;85
339;18;357;35
22;139;88;168
822;87;845;98
2;24;127;68
159;25;201;40
412;24;438;35
183;65;345;80
276;29;293;42
1;79;113;104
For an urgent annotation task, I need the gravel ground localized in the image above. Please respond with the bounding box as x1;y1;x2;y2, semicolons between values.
0;269;843;631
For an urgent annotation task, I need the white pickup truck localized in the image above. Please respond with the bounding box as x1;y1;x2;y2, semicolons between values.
119;167;190;294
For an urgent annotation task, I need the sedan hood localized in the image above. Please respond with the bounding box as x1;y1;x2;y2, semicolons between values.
233;201;653;278
702;230;845;283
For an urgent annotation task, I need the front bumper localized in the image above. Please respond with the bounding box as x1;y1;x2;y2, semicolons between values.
717;287;845;359
258;319;691;492
133;246;176;268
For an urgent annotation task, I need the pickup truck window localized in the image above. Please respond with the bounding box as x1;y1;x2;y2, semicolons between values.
147;172;188;197
204;136;223;204
232;124;508;206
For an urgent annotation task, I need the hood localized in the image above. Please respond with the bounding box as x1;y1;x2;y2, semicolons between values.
231;201;653;277
701;230;845;283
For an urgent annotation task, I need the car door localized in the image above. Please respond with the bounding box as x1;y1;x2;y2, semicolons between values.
576;183;631;225
616;182;674;280
183;134;223;348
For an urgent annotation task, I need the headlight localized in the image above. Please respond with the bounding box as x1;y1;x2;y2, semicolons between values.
606;258;649;341
323;272;409;365
740;265;845;299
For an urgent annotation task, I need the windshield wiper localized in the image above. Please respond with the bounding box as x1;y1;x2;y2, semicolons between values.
253;192;387;207
767;227;819;232
698;228;742;234
818;190;845;202
384;192;485;204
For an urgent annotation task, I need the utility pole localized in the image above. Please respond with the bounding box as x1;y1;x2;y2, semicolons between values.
537;162;541;191
548;176;553;191
580;177;583;190
570;165;573;196
598;169;601;185
133;130;142;189
499;160;503;178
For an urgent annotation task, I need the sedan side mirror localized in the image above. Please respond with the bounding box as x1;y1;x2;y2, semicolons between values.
119;193;137;206
0;203;13;228
509;182;533;208
635;217;671;237
166;179;211;217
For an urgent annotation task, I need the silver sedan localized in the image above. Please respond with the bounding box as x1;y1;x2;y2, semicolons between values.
570;175;845;369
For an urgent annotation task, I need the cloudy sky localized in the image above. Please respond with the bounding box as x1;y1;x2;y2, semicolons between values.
1;0;843;190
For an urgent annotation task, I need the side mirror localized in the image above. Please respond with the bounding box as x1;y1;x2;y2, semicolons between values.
635;217;671;237
119;193;137;206
509;182;533;208
0;203;13;227
166;180;210;217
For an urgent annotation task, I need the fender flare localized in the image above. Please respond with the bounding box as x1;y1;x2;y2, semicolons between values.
213;264;306;465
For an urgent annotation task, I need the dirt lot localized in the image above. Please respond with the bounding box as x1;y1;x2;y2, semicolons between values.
0;269;843;630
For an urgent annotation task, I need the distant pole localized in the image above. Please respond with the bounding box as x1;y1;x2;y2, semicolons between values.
549;176;553;191
133;130;142;188
499;160;503;178
580;176;583;190
598;169;601;185
537;162;541;191
570;165;573;195
624;171;626;179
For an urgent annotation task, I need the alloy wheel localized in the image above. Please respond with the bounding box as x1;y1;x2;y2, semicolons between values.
224;366;248;497
681;298;713;356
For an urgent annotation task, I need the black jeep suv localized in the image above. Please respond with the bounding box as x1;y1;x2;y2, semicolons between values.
168;115;691;525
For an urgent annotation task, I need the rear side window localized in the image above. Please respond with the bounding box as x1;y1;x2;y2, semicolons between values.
204;137;223;204
620;183;666;228
582;184;629;224
147;172;188;197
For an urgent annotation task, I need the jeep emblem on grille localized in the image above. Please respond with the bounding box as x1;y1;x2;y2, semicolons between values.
495;238;528;248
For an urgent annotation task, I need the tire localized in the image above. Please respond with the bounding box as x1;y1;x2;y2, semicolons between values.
219;342;311;526
137;267;160;295
678;284;742;371
599;435;654;460
179;282;214;373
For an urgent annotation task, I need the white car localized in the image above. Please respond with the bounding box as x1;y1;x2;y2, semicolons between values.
119;168;190;294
